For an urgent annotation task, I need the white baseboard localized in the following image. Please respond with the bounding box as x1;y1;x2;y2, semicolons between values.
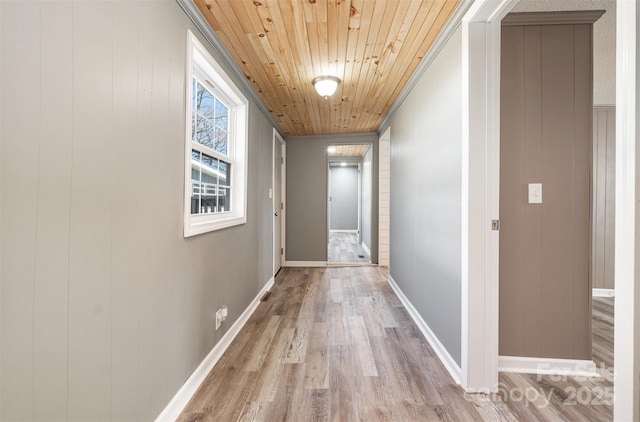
499;356;599;377
284;261;328;267
330;229;358;234
327;262;373;267
387;275;462;385
361;241;371;257
155;277;275;421
593;288;615;297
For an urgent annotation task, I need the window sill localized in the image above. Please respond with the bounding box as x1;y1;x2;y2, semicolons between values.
184;214;246;237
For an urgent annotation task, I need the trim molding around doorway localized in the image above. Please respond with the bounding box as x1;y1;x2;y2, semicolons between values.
462;0;519;393
272;129;286;277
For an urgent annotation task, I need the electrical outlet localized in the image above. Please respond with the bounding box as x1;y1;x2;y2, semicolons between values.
215;309;222;330
215;305;228;330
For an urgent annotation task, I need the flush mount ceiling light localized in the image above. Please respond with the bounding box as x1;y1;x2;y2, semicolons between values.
327;146;337;153
312;76;341;99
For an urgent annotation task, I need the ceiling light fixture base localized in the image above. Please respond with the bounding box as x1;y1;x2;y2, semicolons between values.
312;75;341;99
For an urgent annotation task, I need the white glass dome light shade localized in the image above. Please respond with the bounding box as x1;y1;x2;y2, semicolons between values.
312;76;341;99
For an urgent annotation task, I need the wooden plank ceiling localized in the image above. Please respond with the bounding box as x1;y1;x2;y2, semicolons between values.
194;0;461;136
328;144;369;157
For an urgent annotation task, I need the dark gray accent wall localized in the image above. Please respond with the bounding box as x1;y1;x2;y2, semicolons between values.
0;1;275;420
499;17;594;360
286;133;379;263
329;166;359;231
388;27;463;365
361;145;373;252
592;106;615;290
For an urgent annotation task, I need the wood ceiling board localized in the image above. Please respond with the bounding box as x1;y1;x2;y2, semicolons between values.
195;0;461;136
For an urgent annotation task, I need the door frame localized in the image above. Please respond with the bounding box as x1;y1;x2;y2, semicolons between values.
272;129;286;276
327;163;362;236
462;0;516;392
464;0;639;418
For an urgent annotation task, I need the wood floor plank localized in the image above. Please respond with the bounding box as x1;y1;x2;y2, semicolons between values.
304;322;329;389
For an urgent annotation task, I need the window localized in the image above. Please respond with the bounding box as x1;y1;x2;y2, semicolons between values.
184;31;248;237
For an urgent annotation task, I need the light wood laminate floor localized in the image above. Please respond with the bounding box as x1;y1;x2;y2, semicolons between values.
328;231;370;263
179;267;613;421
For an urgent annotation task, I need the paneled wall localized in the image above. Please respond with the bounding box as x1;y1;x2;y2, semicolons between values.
0;1;275;420
361;145;374;254
388;28;463;366
499;17;594;360
378;132;390;267
592;106;616;290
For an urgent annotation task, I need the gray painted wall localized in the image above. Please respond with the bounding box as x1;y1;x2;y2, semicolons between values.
0;1;275;420
286;134;378;263
361;146;373;252
388;27;463;365
330;166;359;231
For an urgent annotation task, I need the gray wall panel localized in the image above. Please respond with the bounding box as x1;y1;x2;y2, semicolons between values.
1;2;40;419
35;3;73;419
388;27;463;366
0;1;275;420
499;19;593;360
285;134;378;263
330;166;359;231
592;106;616;290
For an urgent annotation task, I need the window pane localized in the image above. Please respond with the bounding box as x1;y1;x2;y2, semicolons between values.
190;150;230;215
196;82;215;119
215;98;228;122
200;154;218;186
192;79;197;140
214;127;228;155
215;115;228;131
191;150;202;215
195;115;215;149
218;160;231;187
217;187;231;212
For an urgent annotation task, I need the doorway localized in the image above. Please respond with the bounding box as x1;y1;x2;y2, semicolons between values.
327;143;373;264
273;129;285;276
463;0;633;415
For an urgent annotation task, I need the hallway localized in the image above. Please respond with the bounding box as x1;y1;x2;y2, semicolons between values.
178;267;612;421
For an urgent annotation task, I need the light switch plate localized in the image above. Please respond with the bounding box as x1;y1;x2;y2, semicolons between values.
528;183;542;204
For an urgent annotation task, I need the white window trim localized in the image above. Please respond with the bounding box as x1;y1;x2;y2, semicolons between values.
184;30;249;237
